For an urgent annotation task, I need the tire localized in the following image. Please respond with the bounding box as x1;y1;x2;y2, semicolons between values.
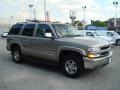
12;46;23;63
116;40;120;46
61;53;84;78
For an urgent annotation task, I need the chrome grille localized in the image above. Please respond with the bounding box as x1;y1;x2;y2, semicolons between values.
101;52;109;56
101;45;110;50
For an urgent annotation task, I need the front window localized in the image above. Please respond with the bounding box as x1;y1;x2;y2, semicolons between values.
107;32;114;36
52;24;81;37
36;24;52;38
113;31;119;36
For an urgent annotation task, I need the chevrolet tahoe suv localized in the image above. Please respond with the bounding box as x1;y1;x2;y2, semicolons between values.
6;21;112;78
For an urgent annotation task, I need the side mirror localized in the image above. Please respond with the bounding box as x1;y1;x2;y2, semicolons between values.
44;33;52;38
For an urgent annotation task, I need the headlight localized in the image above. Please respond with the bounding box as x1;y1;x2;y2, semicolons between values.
87;47;100;58
87;52;100;58
88;47;100;52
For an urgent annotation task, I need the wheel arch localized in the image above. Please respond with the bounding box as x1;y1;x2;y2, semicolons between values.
116;39;120;44
58;49;84;66
10;43;22;53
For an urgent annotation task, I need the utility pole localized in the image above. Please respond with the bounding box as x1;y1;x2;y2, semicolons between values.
9;16;13;29
29;4;34;20
44;0;47;21
82;6;86;30
113;1;118;31
34;9;37;20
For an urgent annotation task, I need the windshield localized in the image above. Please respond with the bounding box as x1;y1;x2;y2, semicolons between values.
52;24;81;37
113;31;119;36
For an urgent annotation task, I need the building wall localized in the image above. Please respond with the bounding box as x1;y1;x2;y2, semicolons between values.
107;18;120;31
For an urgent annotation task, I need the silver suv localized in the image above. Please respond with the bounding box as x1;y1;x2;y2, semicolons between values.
6;21;112;78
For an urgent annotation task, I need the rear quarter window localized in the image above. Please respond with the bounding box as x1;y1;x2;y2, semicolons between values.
8;24;23;35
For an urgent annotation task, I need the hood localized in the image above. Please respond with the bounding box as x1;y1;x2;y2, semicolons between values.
94;36;112;41
114;35;120;39
60;36;109;47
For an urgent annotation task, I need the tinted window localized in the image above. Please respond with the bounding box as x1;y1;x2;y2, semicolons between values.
36;24;52;38
86;32;94;36
22;24;35;36
107;32;114;36
8;24;23;35
117;32;120;35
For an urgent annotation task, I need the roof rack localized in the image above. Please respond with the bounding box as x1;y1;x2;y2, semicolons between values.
26;19;51;23
16;19;61;24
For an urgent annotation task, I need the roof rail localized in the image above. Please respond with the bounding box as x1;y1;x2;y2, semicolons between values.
16;20;51;24
26;19;51;23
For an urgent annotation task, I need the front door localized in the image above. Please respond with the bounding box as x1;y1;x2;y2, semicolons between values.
31;24;57;61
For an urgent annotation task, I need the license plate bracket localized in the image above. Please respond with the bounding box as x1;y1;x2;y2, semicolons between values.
108;57;112;63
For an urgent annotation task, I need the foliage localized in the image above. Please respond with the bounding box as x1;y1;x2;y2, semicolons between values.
91;20;107;27
74;21;83;26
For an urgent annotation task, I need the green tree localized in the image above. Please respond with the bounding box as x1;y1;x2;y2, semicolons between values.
91;20;107;27
74;21;83;27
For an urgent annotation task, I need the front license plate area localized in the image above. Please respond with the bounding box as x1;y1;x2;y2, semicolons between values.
108;57;112;63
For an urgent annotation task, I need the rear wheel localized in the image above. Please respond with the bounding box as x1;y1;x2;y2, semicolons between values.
12;46;23;63
61;53;84;78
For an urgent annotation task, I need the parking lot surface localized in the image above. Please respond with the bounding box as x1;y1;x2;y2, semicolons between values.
0;38;120;90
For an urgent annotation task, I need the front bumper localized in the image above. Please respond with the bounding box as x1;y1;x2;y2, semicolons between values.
83;51;112;69
110;41;115;45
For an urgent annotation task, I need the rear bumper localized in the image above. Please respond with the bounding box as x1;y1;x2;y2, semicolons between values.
83;51;112;69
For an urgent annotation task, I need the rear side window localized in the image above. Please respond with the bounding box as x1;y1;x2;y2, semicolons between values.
8;24;23;35
22;24;35;36
86;32;94;36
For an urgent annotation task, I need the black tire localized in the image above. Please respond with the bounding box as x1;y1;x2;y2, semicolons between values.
11;46;23;63
116;39;120;46
61;53;84;78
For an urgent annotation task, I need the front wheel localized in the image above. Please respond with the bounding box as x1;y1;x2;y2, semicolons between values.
61;54;84;78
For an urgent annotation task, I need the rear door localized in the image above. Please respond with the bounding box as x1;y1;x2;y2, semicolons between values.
21;24;36;55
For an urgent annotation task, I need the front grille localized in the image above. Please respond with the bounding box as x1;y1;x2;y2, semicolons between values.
101;45;110;50
101;52;109;56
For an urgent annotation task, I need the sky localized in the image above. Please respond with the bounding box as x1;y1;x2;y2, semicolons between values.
0;0;120;24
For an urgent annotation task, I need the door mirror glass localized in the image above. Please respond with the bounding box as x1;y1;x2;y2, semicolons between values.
45;33;52;38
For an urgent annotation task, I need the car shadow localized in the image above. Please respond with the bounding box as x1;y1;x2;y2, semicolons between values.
22;58;97;78
23;59;61;74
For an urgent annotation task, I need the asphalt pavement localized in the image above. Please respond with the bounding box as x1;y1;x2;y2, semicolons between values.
0;38;120;90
